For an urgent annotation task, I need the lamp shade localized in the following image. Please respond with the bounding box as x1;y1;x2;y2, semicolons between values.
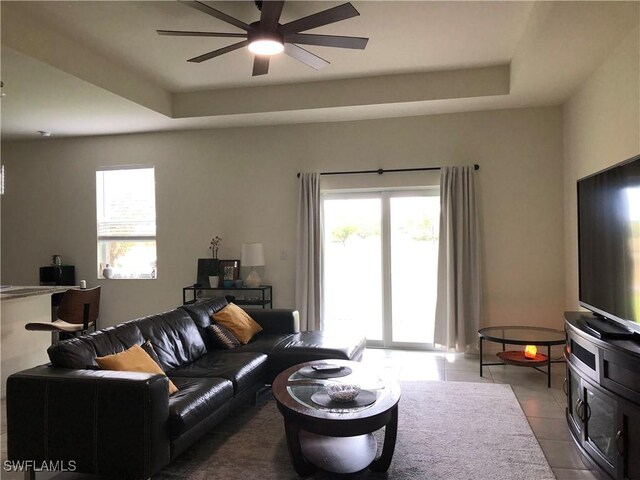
241;243;265;267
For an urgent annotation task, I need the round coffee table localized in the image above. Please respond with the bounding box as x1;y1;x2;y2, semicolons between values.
272;359;401;476
478;326;566;387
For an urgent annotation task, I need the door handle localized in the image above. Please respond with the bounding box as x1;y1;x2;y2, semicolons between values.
563;378;568;396
615;430;624;456
575;399;584;421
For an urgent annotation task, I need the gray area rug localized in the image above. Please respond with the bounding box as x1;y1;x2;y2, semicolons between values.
155;381;555;479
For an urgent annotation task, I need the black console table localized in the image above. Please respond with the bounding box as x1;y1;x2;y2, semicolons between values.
183;285;272;309
565;312;640;480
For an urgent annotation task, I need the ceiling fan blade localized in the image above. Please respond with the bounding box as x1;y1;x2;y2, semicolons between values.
178;0;253;32
157;30;247;38
284;33;368;50
187;40;249;63
284;43;329;70
280;3;359;34
252;56;270;76
260;0;285;31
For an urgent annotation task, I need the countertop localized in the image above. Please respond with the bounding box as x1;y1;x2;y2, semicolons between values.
0;285;72;301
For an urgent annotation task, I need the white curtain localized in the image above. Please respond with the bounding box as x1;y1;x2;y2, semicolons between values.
434;166;481;352
295;173;323;331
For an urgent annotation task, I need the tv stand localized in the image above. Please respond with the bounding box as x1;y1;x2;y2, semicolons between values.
564;312;640;480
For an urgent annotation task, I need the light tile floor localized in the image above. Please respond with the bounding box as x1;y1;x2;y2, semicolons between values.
0;348;596;479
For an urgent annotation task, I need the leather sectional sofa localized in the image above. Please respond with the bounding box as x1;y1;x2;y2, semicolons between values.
7;297;365;479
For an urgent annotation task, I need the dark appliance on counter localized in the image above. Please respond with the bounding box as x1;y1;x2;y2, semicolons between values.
40;265;76;310
40;265;75;286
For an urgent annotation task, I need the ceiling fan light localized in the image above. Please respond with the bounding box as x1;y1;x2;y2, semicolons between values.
248;39;284;56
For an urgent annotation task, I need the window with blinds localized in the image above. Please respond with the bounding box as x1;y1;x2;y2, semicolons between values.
96;167;157;279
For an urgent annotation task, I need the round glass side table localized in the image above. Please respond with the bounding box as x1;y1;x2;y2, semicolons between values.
478;326;566;388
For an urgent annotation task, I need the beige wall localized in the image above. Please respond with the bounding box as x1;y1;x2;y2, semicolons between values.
563;26;640;310
1;106;565;329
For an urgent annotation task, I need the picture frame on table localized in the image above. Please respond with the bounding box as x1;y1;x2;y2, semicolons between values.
197;258;219;287
219;259;240;281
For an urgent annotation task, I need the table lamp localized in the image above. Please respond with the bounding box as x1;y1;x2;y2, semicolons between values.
241;243;264;288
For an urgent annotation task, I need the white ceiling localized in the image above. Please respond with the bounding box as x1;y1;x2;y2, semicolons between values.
6;1;533;91
1;1;638;140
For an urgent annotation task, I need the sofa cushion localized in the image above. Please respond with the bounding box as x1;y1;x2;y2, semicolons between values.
135;309;208;371
212;303;262;344
96;344;178;394
47;309;208;371
141;340;165;368
208;324;241;349
168;351;267;394
227;333;291;355
244;308;300;335
48;322;145;369
181;300;301;346
180;298;229;350
168;377;233;440
268;331;366;374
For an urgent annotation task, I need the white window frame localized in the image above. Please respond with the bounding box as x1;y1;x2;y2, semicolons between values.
96;165;157;280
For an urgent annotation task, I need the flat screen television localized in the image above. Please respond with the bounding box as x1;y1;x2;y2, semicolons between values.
578;154;640;334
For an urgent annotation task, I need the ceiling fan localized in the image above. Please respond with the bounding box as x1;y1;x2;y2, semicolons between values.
158;0;368;76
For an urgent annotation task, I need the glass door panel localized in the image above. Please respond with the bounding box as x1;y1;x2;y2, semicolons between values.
568;368;583;434
585;387;616;467
323;197;383;342
624;405;640;480
389;195;440;344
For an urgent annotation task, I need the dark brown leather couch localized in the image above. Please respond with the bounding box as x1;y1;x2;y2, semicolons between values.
7;297;365;479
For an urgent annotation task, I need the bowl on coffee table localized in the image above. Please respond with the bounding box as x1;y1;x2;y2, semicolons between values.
326;383;361;402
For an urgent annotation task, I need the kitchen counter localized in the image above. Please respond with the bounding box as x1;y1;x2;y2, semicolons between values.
1;285;73;398
0;285;71;300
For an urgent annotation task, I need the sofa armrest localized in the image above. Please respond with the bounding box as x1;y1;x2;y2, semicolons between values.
7;365;170;479
244;308;300;334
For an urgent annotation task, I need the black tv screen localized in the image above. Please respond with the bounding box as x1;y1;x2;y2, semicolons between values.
578;154;640;330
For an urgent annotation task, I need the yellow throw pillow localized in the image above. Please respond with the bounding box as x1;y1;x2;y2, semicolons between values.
96;344;178;395
212;303;262;344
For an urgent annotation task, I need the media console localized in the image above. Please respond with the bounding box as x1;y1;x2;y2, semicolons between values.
564;312;640;479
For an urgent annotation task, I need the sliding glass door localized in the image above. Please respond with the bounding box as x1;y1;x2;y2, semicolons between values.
323;195;383;341
323;189;440;348
388;193;440;344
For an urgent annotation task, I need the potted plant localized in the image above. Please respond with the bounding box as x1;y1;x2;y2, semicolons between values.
209;236;222;259
197;236;222;287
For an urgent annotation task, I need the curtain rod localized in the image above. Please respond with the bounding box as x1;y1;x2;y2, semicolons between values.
296;164;479;178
